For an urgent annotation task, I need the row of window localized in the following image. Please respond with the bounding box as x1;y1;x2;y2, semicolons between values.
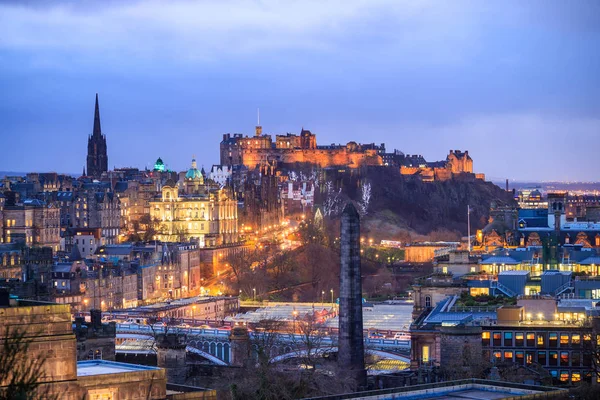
489;349;593;368
483;331;590;348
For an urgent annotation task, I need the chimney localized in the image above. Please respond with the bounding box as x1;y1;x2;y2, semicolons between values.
0;288;9;307
90;309;102;330
506;179;509;192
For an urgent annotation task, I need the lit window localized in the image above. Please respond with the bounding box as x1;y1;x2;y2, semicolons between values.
560;351;569;366
537;334;545;347
515;332;524;346
526;332;535;347
560;334;569;346
482;332;490;346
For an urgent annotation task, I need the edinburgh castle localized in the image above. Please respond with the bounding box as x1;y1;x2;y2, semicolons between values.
220;126;385;169
220;125;483;182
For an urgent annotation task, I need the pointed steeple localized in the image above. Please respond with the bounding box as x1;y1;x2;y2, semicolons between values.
93;93;102;137
82;166;86;177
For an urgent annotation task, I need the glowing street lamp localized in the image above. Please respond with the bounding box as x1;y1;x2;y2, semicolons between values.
292;309;298;333
253;288;256;301
321;290;325;304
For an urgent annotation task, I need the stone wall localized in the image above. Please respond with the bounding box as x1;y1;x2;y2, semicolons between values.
0;303;77;385
439;325;483;367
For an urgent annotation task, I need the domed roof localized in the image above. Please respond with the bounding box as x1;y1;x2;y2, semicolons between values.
185;158;203;180
154;157;165;172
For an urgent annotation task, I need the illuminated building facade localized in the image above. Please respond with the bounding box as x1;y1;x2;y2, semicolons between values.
149;159;238;246
1;199;60;251
220;126;384;168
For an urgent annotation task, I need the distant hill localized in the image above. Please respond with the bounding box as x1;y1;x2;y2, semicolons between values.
0;171;27;178
0;171;80;179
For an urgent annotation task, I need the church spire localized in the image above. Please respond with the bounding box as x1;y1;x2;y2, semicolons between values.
93;93;102;137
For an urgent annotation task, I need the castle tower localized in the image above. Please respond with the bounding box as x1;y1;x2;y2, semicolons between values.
86;93;108;178
338;202;366;387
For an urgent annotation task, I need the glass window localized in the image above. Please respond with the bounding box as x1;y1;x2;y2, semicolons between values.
560;334;569;346
560;351;569;366
504;351;513;362
572;352;581;367
537;333;545;347
572;371;581;383
422;345;430;363
560;370;569;382
515;332;524;346
549;333;558;347
493;332;502;346
516;351;524;365
526;351;535;365
493;351;501;361
537;351;547;366
482;332;490;346
549;351;558;366
583;351;592;367
504;332;513;346
526;332;535;347
571;334;580;347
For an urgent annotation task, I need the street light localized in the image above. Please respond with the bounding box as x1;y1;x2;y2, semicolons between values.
292;309;298;333
192;305;196;326
253;288;256;301
321;290;325;304
330;289;334;305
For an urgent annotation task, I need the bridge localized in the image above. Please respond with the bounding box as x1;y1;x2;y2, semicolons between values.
116;324;410;367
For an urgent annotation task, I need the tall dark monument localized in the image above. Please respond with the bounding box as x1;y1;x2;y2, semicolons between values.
86;93;108;178
338;202;366;387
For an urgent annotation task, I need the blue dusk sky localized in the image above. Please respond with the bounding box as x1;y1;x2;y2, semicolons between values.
0;0;598;181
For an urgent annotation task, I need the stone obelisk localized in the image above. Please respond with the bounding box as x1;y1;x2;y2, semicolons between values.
338;203;366;387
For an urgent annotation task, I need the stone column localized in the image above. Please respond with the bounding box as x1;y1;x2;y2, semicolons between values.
156;334;187;384
337;203;366;387
229;326;250;367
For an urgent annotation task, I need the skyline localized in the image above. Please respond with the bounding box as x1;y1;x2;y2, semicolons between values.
1;0;599;181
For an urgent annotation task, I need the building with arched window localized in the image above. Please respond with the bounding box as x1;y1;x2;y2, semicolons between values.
149;159;238;246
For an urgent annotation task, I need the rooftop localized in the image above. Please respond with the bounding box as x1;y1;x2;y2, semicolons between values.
77;360;161;377
305;379;564;400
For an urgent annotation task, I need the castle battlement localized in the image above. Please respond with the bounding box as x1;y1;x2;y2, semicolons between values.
220;129;385;168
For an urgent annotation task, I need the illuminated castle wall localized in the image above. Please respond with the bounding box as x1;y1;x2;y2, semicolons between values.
220;127;385;168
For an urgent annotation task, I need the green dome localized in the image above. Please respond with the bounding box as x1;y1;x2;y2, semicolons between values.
185;158;203;180
154;157;165;172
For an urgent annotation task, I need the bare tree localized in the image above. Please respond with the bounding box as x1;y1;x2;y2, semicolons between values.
358;182;371;216
290;312;335;374
225;247;256;286
323;181;342;217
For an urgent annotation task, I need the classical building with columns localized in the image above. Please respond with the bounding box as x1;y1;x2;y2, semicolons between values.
149;158;238;246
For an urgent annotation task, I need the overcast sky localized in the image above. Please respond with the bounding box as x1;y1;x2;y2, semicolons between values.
0;0;598;181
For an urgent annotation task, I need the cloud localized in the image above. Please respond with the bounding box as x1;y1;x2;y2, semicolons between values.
318;113;600;181
0;0;501;66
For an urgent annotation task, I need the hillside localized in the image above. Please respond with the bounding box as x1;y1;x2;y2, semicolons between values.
316;166;516;242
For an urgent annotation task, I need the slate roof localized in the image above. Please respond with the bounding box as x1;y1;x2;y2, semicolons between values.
480;256;521;265
579;256;600;265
